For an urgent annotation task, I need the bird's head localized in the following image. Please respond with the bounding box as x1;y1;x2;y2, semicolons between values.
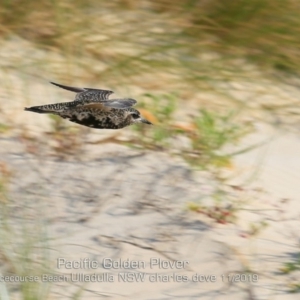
129;110;152;125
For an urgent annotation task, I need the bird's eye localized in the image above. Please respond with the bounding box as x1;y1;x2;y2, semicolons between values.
131;113;140;119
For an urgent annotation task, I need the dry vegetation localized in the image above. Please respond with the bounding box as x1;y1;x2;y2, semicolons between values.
2;0;300;73
2;0;300;86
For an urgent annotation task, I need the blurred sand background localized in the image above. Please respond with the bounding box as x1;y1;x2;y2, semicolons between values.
0;1;300;299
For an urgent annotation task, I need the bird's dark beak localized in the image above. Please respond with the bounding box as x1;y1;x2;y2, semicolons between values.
141;118;152;125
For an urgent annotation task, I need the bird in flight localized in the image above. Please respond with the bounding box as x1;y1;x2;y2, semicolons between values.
25;82;152;129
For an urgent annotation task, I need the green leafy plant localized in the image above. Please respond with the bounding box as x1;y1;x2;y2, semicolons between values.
185;109;252;168
280;253;300;274
131;92;178;149
130;92;253;168
278;251;300;293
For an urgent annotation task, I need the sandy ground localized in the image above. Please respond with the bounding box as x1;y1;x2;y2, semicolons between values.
0;39;300;300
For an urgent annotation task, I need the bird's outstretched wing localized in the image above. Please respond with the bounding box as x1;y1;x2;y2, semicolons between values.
50;81;114;101
50;82;137;108
76;99;136;110
101;98;137;109
78;99;137;110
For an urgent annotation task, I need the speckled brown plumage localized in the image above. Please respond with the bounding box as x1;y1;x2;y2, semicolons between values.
25;82;152;129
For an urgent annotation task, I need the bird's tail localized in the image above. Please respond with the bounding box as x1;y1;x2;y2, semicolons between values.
24;103;69;114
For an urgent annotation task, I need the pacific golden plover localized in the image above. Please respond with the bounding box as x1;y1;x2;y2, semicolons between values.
25;82;152;129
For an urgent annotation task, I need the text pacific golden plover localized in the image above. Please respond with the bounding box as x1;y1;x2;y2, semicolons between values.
25;82;152;129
